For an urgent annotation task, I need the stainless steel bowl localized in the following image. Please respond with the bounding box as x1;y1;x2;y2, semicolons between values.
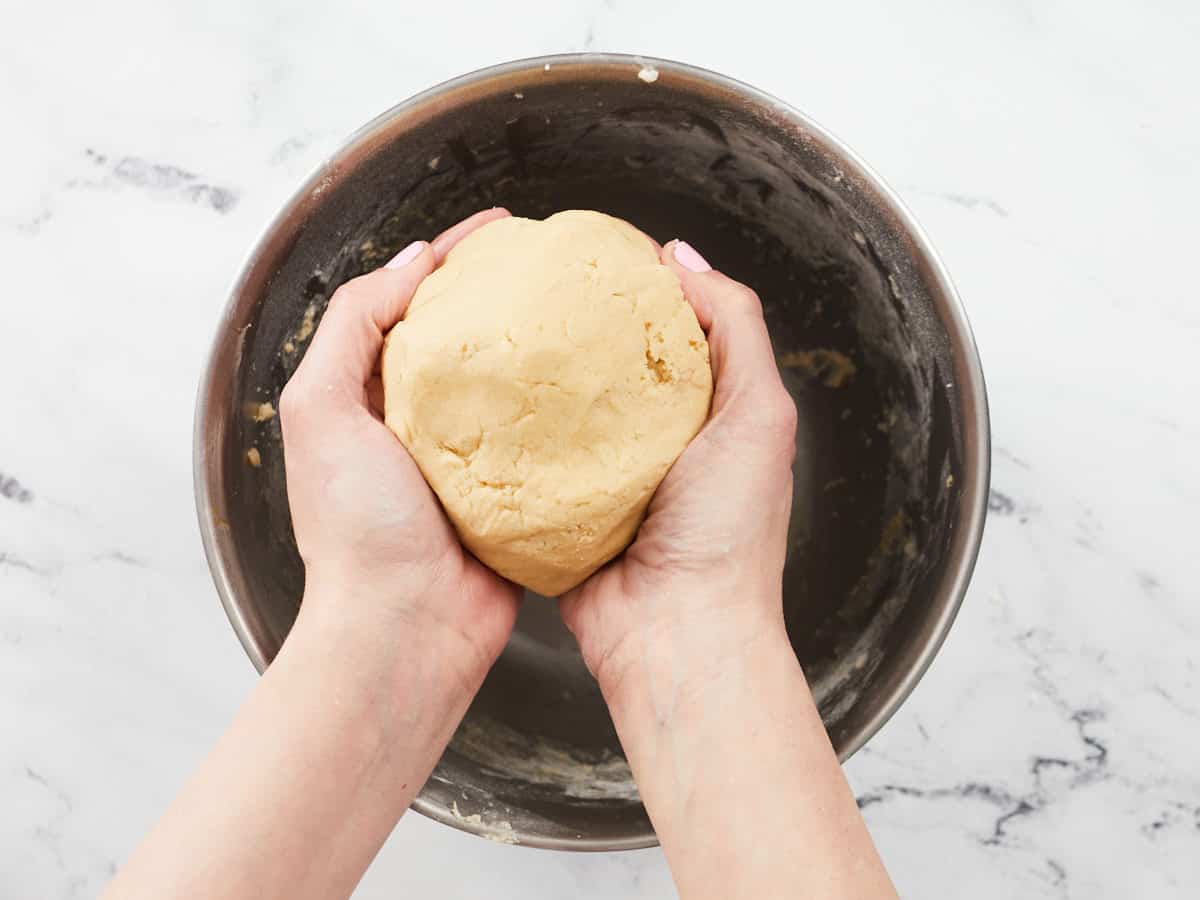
195;53;989;850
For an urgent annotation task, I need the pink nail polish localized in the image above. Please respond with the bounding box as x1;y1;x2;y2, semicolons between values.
385;240;426;269
673;241;711;273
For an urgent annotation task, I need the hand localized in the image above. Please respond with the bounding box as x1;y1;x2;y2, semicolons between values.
280;209;522;687
105;211;532;900
560;238;799;695
559;243;897;900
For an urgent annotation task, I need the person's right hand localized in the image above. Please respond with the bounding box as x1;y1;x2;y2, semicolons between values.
560;238;799;697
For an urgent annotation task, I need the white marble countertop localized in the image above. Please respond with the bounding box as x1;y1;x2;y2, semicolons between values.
2;1;1197;896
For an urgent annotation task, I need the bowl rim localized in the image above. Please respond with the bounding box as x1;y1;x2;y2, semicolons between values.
194;50;991;852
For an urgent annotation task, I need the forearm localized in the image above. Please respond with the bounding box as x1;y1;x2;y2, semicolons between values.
603;617;897;900
105;593;480;900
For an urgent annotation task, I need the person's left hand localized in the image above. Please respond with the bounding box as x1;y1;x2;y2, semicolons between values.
279;208;521;689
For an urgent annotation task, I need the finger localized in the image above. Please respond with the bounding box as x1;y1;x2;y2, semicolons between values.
291;240;435;401
431;207;510;262
660;239;784;396
363;209;508;378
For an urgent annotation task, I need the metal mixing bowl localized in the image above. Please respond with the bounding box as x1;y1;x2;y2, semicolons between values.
195;53;989;850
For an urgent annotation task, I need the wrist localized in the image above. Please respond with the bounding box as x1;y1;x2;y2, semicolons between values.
291;580;492;701
257;594;484;819
595;603;793;715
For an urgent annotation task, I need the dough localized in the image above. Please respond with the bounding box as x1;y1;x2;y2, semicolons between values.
382;210;713;596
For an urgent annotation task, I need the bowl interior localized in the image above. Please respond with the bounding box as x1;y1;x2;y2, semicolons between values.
205;58;977;848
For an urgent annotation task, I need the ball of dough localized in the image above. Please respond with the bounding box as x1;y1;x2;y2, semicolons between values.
382;210;713;596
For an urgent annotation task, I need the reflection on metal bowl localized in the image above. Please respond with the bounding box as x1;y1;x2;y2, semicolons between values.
194;53;989;851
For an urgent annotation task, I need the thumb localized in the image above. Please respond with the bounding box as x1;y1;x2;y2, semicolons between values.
660;240;791;422
290;240;436;403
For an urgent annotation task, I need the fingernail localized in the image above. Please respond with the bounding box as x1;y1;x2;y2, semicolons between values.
385;240;426;269
673;240;711;273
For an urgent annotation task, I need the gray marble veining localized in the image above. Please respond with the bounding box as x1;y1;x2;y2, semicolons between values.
2;0;1197;897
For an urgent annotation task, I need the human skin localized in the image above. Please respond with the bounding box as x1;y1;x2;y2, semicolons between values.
102;209;520;900
103;214;896;900
560;239;899;900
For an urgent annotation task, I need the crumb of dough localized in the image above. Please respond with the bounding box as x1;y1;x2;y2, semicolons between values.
244;401;276;423
283;340;296;354
295;303;317;342
450;801;518;844
451;801;482;826
779;348;857;388
637;65;659;84
246;447;262;468
484;823;519;844
878;510;908;553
